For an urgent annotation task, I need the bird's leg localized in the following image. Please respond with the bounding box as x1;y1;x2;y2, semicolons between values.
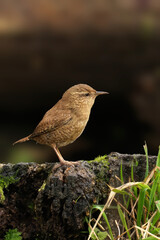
51;144;80;165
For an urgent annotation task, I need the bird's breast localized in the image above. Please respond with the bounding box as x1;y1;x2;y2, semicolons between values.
34;108;91;148
55;114;89;147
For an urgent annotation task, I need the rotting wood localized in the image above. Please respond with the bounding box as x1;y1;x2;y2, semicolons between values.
0;153;157;240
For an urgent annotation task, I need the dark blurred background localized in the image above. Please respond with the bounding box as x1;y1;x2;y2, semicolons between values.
0;0;160;163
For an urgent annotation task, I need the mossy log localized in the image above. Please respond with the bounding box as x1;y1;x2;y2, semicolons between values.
0;153;157;240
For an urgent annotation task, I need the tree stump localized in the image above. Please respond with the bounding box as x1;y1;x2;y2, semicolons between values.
0;153;157;239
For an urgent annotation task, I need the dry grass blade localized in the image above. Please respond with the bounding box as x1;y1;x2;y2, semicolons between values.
115;220;120;240
142;210;158;239
88;222;99;240
143;219;150;239
114;226;135;240
115;175;123;184
87;182;143;240
130;196;140;239
135;226;160;239
145;166;160;185
113;198;131;218
131;195;139;215
91;218;105;231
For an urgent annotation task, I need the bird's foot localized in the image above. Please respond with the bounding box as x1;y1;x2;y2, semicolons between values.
52;145;81;166
59;159;80;166
52;160;81;172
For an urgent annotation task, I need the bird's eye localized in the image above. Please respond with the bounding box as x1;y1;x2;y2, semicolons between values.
84;93;90;96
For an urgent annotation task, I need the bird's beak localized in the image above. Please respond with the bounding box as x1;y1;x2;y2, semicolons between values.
96;91;109;96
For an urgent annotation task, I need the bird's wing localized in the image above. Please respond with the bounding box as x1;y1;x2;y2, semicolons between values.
30;108;72;138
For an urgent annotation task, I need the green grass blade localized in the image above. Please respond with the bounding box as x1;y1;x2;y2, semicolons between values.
117;204;131;240
112;189;131;196
131;161;138;198
155;200;160;213
120;161;130;208
157;178;160;200
101;212;113;240
147;176;159;218
126;196;131;209
133;186;138;198
152;210;160;226
149;223;160;235
144;142;149;178
120;160;124;184
156;146;160;167
131;161;134;182
137;182;150;189
91;205;114;240
143;237;160;240
137;189;146;226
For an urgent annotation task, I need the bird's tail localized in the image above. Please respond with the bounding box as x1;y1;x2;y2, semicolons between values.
13;135;31;146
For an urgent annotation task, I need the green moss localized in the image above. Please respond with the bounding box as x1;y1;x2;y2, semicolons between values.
87;155;109;180
88;155;109;166
87;155;109;200
0;186;5;203
4;228;22;240
0;174;19;203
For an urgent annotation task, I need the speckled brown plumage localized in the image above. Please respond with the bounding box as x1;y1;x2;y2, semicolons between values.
13;84;108;165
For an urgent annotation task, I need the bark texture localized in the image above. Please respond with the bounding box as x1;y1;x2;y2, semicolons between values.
0;153;157;239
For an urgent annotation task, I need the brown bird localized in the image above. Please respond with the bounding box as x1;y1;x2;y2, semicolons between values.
13;84;108;165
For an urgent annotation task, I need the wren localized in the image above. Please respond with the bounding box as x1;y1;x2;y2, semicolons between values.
13;84;108;165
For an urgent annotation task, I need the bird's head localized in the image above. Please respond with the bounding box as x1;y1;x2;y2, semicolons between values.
62;84;108;111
